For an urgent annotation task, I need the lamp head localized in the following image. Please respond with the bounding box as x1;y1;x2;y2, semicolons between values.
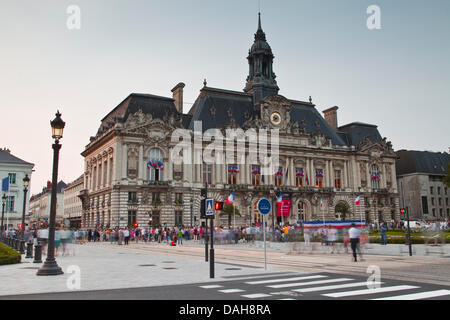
23;174;30;188
50;110;65;141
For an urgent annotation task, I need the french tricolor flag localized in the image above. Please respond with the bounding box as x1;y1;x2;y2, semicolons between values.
355;193;360;205
225;192;235;204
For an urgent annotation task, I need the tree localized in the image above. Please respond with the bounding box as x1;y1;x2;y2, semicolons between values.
219;203;241;228
335;202;351;221
443;163;450;188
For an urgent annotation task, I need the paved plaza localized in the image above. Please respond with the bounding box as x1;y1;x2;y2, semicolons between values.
0;240;449;298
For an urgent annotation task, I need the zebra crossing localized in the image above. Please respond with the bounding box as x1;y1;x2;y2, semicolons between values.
198;272;450;300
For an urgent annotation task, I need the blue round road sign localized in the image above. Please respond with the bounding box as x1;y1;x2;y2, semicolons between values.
257;198;271;215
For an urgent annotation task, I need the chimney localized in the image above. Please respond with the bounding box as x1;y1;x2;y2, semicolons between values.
322;106;339;130
171;82;185;113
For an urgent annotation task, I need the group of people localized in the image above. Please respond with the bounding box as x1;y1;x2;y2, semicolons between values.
76;226;209;246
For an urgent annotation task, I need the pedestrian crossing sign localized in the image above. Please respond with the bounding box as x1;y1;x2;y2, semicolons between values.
206;199;214;216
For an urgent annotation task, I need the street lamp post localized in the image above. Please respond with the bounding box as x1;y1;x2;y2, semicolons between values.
37;111;65;276
19;174;30;253
1;194;6;239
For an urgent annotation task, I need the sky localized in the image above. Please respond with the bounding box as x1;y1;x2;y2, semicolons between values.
1;0;449;195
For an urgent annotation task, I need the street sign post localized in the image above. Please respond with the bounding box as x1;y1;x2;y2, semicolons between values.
206;199;214;216
257;198;271;270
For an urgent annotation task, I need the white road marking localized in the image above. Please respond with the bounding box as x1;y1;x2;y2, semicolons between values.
199;285;224;289
268;278;353;289
293;282;384;293
372;290;450;300
241;293;273;299
245;275;326;285
218;289;246;293
323;285;419;298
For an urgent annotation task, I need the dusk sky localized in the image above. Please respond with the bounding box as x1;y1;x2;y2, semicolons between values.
1;0;449;195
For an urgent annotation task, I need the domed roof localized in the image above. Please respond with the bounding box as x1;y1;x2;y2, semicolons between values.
248;13;273;56
250;39;272;54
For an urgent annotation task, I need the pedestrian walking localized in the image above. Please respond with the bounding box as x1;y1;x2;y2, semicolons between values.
123;228;130;245
380;222;388;245
349;223;361;262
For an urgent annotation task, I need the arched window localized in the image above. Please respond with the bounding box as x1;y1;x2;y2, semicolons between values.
370;164;380;190
147;149;164;181
251;165;261;186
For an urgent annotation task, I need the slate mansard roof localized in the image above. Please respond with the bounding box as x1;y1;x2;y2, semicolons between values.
0;149;34;167
90;14;386;149
91;86;384;148
396;150;450;176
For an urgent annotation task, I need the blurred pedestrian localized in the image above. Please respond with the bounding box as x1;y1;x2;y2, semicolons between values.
380;222;387;245
349;223;361;262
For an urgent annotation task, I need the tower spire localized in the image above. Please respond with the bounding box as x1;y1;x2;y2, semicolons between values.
244;12;279;102
255;12;266;41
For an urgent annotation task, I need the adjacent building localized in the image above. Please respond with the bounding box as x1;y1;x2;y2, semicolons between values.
0;148;34;229
29;181;67;226
79;14;400;229
63;175;84;228
396;150;450;221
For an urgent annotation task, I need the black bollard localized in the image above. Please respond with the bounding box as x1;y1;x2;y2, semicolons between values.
26;241;33;259
19;240;25;254
33;243;42;263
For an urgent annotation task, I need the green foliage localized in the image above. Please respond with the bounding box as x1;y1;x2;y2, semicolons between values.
0;242;21;265
219;204;241;227
335;202;351;220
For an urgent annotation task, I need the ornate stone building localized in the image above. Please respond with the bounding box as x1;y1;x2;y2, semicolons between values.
79;14;400;229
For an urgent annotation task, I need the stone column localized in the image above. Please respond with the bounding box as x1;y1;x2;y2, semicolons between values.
325;161;330;187
289;157;294;186
138;145;144;184
167;147;173;182
382;163;387;188
344;160;348;190
366;162;370;191
122;143;128;182
391;163;397;191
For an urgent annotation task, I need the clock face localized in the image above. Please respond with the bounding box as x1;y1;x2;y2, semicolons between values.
270;112;282;125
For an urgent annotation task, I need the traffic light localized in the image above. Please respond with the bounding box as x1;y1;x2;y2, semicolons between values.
215;201;224;211
400;208;406;217
133;222;139;228
201;188;207;198
200;198;206;219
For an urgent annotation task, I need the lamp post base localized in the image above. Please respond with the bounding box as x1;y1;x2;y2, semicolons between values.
36;259;64;276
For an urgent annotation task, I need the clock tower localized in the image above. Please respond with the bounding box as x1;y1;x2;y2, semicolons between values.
244;13;280;106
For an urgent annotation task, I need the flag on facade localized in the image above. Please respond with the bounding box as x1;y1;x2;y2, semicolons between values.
355;193;360;205
1;177;9;191
225;191;235;204
283;167;289;186
320;193;323;208
305;173;310;186
277;193;283;203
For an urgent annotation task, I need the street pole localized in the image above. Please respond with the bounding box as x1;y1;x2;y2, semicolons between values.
37;133;64;276
406;207;412;256
210;214;214;278
1;195;5;238
204;183;208;262
263;214;266;270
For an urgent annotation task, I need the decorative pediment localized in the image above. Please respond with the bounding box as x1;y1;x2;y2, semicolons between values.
358;136;395;156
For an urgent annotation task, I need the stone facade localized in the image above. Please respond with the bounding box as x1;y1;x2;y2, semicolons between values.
396;150;450;221
63;175;84;227
0;148;34;230
79;14;400;229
